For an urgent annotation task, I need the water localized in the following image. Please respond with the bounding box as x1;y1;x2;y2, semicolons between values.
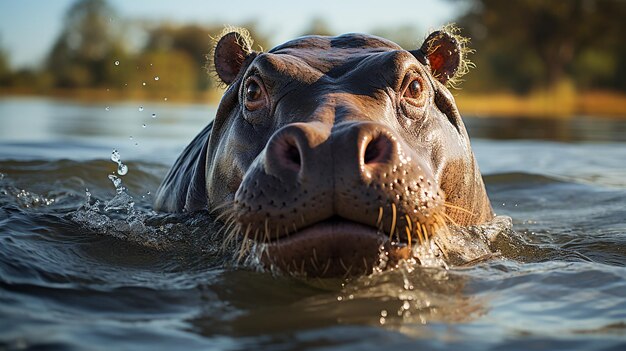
1;96;625;350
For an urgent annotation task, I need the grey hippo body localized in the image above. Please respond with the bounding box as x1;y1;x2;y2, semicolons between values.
155;27;494;277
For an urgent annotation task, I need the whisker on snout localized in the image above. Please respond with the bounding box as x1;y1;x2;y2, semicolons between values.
444;202;476;217
441;211;459;227
389;203;397;241
376;206;384;229
211;200;235;216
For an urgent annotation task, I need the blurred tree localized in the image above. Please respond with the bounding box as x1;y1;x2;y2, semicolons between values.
143;22;271;91
144;24;218;91
135;51;197;96
0;45;9;86
454;0;626;93
372;25;423;50
300;17;334;37
46;0;128;88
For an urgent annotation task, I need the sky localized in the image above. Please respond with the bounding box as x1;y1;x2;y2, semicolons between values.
0;0;464;69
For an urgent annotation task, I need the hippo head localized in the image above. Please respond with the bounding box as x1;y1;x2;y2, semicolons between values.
155;27;493;277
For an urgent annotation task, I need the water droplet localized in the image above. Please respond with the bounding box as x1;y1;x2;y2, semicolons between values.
146;191;151;195
129;136;133;140
110;149;120;163
134;142;139;146
151;113;156;118
142;82;146;86
124;83;128;86
106;88;110;92
154;76;159;81
142;124;146;128
114;60;120;66
138;106;144;112
108;174;122;190
110;150;129;176
118;163;128;176
105;106;110;111
163;97;168;101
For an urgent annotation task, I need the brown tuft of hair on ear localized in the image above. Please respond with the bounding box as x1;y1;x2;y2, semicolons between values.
207;26;254;86
420;24;474;88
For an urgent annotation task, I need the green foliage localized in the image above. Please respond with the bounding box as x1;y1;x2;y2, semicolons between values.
574;49;617;89
3;0;625;96
140;22;270;91
300;17;334;37
143;24;215;90
34;0;274;95
0;47;9;85
46;0;125;88
371;25;423;50
137;51;197;94
455;0;626;93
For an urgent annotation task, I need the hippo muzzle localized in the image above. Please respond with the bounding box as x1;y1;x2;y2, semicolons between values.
234;120;444;276
154;26;494;277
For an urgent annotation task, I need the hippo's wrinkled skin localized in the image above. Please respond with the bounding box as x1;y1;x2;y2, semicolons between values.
155;28;494;277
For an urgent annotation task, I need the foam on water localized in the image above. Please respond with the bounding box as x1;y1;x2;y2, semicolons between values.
62;151;225;258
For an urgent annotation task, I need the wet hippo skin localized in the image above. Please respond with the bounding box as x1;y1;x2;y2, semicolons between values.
154;27;494;277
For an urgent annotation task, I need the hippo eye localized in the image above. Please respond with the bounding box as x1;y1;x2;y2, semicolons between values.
244;77;267;111
401;75;427;109
404;79;422;99
246;81;261;100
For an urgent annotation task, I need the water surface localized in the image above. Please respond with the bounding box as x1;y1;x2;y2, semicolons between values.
1;97;625;350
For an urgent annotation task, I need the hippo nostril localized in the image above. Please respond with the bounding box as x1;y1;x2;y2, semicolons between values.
266;132;304;174
286;142;301;168
275;137;302;173
363;134;392;165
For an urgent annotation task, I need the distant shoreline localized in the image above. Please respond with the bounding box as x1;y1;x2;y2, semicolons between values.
2;88;625;119
0;87;224;106
455;90;626;119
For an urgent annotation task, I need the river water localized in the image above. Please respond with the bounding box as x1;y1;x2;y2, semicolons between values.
1;97;625;350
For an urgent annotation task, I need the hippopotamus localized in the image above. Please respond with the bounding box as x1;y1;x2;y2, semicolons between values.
154;26;494;277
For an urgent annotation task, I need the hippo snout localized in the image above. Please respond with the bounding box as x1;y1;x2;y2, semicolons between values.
233;122;444;276
264;121;396;179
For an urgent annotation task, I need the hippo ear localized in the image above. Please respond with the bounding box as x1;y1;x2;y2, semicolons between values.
212;27;254;85
417;26;472;86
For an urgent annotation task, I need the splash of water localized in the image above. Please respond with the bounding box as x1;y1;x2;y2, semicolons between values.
104;150;133;213
0;172;57;208
68;150;223;254
110;149;128;176
104;174;134;213
16;189;56;208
